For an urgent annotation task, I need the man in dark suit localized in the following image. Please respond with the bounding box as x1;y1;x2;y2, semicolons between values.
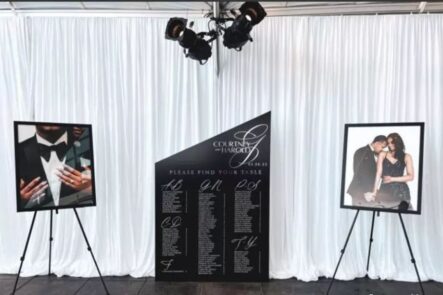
17;124;94;210
347;135;387;205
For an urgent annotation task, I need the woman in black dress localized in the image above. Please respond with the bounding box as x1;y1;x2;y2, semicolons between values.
372;133;415;210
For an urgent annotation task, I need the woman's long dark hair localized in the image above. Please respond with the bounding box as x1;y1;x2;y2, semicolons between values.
387;133;406;164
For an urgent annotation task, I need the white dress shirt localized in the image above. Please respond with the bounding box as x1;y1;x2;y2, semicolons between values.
36;132;68;206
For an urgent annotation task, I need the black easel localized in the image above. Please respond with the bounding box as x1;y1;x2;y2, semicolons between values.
12;212;37;294
366;211;377;273
398;213;425;295
12;209;110;295
326;210;360;295
326;210;425;295
73;208;110;295
48;209;54;276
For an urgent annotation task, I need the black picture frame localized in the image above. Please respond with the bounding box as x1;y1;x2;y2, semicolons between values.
14;121;97;212
340;122;424;215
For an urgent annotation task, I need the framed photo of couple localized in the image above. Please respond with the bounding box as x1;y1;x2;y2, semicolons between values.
14;121;97;212
341;122;424;214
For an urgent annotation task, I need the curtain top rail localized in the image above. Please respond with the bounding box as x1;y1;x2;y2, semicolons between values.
0;10;441;18
1;2;443;18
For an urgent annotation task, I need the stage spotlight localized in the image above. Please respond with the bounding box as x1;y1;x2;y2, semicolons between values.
222;14;253;50
223;1;266;50
177;28;197;48
178;29;212;64
164;2;266;64
165;17;187;40
165;18;212;64
239;1;267;26
186;37;212;64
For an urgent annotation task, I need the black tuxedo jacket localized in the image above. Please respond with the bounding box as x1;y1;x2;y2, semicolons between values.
347;145;377;199
17;131;93;210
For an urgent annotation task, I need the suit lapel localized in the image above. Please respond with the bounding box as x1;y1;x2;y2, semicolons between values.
23;136;54;206
365;145;376;170
24;136;46;180
60;142;78;199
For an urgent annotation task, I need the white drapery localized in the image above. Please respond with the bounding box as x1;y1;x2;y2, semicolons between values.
0;14;442;281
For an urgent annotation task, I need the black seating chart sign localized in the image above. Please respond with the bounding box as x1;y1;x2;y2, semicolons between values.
155;112;270;281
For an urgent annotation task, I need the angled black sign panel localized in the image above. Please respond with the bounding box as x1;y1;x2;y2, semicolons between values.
156;112;271;281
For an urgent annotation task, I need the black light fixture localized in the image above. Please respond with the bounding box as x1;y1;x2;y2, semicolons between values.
223;1;267;50
165;1;266;64
239;1;267;26
165;17;187;40
165;17;213;64
222;13;253;50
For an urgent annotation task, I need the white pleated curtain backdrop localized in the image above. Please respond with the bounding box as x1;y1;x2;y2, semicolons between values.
0;14;442;281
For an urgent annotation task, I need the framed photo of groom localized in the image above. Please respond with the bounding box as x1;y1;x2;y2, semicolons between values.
14;122;97;212
341;123;424;214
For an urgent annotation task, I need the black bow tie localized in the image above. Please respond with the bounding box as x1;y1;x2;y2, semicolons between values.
38;142;68;162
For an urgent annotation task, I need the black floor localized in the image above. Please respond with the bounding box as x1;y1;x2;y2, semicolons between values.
1;274;443;295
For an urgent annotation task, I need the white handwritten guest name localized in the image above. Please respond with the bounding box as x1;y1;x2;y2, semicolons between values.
161;216;182;228
199;179;222;192
235;179;261;191
231;236;258;251
161;179;183;191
